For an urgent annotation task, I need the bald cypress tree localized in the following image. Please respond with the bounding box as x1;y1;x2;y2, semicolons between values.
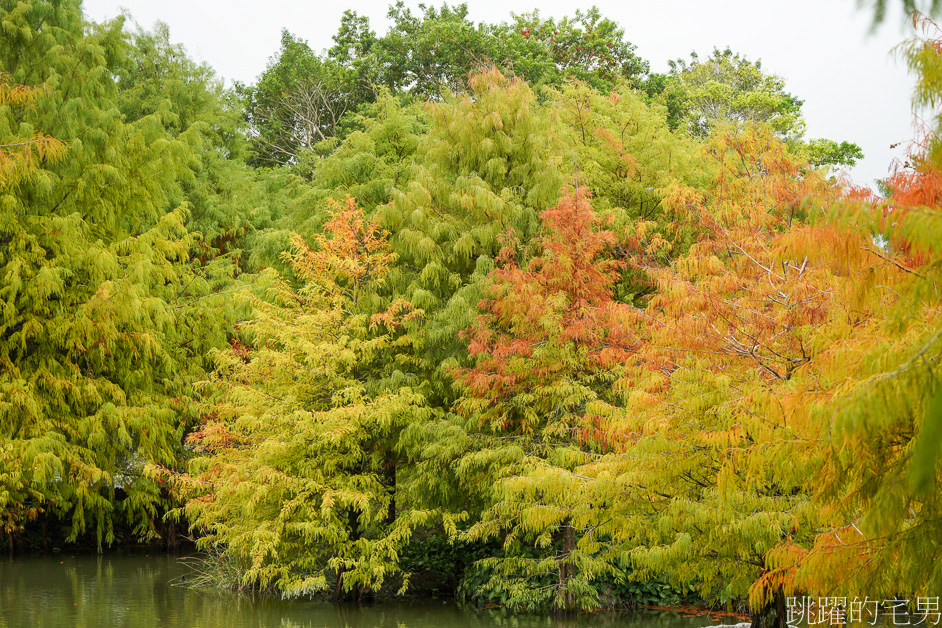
377;69;563;402
0;0;231;547
183;199;439;599
451;188;637;612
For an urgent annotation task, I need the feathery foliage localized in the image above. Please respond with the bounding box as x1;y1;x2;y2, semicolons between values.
182;199;443;598
451;188;638;611
0;0;234;547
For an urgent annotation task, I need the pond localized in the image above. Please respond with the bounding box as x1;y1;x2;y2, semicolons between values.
0;554;745;628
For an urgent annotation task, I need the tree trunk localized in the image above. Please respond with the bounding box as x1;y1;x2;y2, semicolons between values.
333;565;347;603
557;520;576;613
385;456;396;526
750;586;786;628
775;587;786;627
333;508;361;602
165;520;178;552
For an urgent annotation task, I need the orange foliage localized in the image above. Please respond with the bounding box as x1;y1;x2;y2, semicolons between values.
453;187;638;441
285;196;396;301
633;126;837;384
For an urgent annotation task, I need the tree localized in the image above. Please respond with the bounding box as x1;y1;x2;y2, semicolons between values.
546;80;705;263
373;2;498;97
300;91;426;211
329;10;377;66
0;74;66;185
662;47;805;139
368;70;567;577
242;30;365;167
449;188;637;611
181;198;440;599
117;22;277;274
759;15;942;604
375;68;563;405
0;72;66;542
570;117;940;623
578;124;837;624
804;138;865;169
496;7;650;93
356;4;651;98
660;47;863;173
249;91;428;280
0;0;231;548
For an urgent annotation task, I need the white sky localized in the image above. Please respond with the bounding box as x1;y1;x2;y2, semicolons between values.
82;0;925;188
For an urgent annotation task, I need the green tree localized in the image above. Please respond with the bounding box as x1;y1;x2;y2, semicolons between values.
451;188;637;611
662;47;805;139
374;2;497;97
547;80;704;257
117;21;278;274
300;92;426;212
661;47;863;172
183;199;441;599
496;7;649;93
804;138;865;169
0;0;230;548
243;30;365;167
0;72;66;540
250;91;427;276
375;68;563;406
338;4;650;98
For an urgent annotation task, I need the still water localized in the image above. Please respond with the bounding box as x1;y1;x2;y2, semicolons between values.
0;554;739;628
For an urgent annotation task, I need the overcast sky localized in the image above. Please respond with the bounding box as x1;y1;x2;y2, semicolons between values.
82;0;925;188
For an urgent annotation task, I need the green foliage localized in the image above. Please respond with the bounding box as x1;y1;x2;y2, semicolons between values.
7;1;938;620
376;68;563;403
182;200;444;598
495;7;649;93
375;2;497;97
546;80;705;277
252;91;427;276
242;30;367;167
302;92;427;211
448;188;639;612
804;138;865;169
662;47;805;139
0;0;232;546
456;550;684;610
317;4;651;102
117;22;276;274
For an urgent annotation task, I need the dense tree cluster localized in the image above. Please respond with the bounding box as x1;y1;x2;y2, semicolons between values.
3;0;940;625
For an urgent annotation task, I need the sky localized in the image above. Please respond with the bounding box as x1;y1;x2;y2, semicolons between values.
81;0;926;188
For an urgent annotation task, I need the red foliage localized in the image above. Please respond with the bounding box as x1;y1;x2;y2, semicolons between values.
453;187;637;439
880;132;942;267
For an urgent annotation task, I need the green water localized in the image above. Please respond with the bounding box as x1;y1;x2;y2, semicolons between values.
0;554;737;628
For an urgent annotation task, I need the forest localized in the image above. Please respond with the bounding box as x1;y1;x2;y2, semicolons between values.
1;0;941;625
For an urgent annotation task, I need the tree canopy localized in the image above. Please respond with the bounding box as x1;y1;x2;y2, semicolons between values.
4;2;939;626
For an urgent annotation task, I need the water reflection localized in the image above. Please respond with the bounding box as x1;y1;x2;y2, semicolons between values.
0;555;725;628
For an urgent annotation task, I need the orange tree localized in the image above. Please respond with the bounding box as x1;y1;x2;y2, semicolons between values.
578;123;844;621
590;119;942;622
758;14;942;604
448;187;639;611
